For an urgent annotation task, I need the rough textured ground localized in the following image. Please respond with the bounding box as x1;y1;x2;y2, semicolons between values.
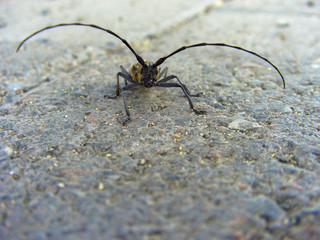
1;0;320;239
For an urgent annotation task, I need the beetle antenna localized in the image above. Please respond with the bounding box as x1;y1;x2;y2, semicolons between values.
16;23;147;67
153;43;285;89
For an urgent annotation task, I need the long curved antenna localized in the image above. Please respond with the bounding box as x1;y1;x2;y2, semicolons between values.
16;23;147;67
153;43;285;89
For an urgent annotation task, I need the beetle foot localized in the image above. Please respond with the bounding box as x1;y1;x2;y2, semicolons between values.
190;92;203;97
105;94;118;99
117;115;131;125
193;108;206;115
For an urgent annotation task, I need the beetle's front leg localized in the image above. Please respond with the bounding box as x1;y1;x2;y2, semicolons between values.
106;65;138;99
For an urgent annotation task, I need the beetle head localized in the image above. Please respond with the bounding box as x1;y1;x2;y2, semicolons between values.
129;61;160;87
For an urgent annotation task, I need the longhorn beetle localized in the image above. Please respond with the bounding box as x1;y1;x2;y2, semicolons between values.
17;23;285;124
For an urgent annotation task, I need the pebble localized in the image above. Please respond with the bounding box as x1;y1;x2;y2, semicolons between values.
228;119;262;130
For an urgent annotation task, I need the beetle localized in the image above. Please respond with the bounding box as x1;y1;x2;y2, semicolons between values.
17;23;285;124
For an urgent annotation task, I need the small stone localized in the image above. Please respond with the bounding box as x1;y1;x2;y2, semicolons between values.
277;19;290;28
228;119;262;130
246;196;284;222
1;145;14;158
98;182;104;190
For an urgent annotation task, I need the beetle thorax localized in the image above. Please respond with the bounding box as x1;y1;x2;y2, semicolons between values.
129;61;160;87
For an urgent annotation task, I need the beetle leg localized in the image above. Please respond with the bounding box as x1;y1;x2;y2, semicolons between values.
157;75;201;97
106;68;135;99
119;83;140;124
120;65;130;85
155;76;206;115
158;67;168;79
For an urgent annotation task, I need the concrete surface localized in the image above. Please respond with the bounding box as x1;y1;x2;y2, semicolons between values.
1;0;320;239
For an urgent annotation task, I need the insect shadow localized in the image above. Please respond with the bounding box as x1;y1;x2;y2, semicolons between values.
17;23;285;124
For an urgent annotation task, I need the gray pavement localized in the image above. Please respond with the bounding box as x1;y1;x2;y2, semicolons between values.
1;0;320;239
